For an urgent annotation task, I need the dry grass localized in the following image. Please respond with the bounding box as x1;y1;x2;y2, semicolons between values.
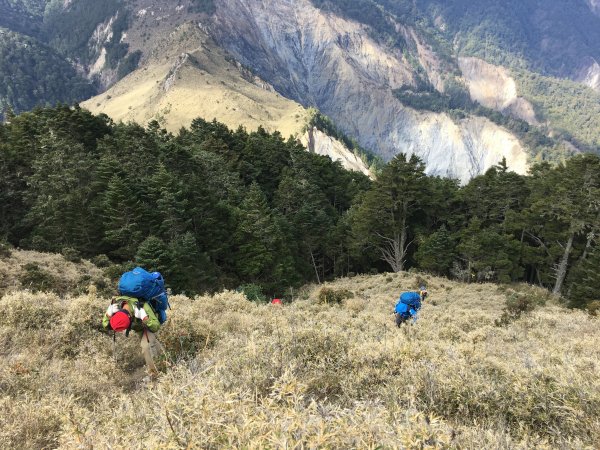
0;269;598;449
81;23;308;137
0;249;109;297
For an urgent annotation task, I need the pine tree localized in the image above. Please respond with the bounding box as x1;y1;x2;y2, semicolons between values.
102;175;146;260
350;153;428;272
135;236;170;275
234;182;293;290
168;232;216;294
415;225;456;275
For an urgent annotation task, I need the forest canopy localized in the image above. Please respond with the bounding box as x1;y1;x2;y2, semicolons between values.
1;106;598;309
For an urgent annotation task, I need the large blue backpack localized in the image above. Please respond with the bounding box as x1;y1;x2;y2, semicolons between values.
118;267;169;324
399;291;422;309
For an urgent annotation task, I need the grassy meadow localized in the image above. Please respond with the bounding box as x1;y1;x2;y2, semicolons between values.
0;251;598;449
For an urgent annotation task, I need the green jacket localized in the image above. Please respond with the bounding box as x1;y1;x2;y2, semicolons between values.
102;296;160;333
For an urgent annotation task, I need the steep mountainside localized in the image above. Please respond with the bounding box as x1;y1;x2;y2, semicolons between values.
207;0;528;181
81;22;371;175
4;0;600;179
458;57;537;125
0;28;95;114
417;0;600;86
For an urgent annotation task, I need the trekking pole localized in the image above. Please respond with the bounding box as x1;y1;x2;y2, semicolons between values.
110;298;118;363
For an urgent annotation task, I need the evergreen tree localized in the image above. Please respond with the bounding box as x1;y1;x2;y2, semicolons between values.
135;235;170;275
415;225;456;276
168;232;216;295
102;175;146;259
234;182;294;290
350;153;428;272
525;155;600;294
23;137;99;253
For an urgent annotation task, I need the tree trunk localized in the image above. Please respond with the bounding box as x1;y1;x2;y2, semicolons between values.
310;249;321;284
552;232;574;295
399;203;408;272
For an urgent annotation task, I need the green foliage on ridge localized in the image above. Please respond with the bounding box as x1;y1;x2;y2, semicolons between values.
306;109;384;172
514;70;600;151
189;0;216;14
43;0;121;63
0;28;96;115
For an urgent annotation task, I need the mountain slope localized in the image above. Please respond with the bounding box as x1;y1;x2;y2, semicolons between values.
83;24;307;137
81;23;371;175
207;0;528;181
0;28;95;115
1;260;598;448
5;0;600;179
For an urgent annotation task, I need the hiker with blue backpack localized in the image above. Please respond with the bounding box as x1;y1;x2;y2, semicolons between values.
394;286;428;326
102;267;170;377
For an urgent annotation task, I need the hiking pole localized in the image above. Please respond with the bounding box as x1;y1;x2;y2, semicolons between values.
110;298;118;363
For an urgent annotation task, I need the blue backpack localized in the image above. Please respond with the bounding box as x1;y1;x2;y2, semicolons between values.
118;267;169;324
399;291;421;309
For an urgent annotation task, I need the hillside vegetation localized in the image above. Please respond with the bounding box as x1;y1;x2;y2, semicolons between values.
0;28;95;116
82;23;309;137
0;258;598;448
1;106;599;310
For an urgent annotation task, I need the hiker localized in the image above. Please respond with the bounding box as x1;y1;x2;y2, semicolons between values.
394;286;428;327
271;298;283;305
103;267;170;377
103;296;165;376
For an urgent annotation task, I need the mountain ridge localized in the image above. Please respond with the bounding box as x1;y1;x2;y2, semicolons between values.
3;0;600;179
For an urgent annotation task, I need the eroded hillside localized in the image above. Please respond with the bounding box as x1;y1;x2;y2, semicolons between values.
82;21;372;175
208;0;529;182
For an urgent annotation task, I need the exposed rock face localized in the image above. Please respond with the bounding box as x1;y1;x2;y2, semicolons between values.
392;115;528;183
302;127;371;176
575;58;600;91
209;0;529;181
587;0;600;16
458;57;538;125
82;23;370;176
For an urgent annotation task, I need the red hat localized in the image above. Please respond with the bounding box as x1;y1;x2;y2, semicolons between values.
271;298;283;305
110;310;131;332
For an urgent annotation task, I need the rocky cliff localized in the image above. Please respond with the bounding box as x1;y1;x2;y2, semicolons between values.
458;57;538;125
207;0;528;181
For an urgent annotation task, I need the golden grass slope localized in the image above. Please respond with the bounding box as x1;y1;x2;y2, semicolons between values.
81;23;308;136
0;249;108;298
1;265;598;448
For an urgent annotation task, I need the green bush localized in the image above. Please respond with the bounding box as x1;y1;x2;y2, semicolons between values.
587;300;600;317
61;247;81;263
91;254;111;268
495;289;548;326
103;262;135;286
0;239;12;258
238;283;267;303
317;287;354;305
18;263;59;293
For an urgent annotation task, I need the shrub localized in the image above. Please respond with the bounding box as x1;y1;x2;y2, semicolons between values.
0;239;12;258
495;289;548;326
18;263;59;293
91;254;112;268
587;300;600;316
238;283;267;303
103;262;135;286
317;287;354;305
61;247;81;263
